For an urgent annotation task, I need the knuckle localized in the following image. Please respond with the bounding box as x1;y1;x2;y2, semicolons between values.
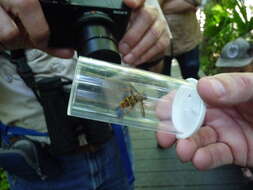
141;6;157;22
148;6;159;18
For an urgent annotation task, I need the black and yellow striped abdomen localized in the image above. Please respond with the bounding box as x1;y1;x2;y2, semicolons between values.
120;95;140;108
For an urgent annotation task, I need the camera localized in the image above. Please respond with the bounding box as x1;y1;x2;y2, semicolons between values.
40;0;131;63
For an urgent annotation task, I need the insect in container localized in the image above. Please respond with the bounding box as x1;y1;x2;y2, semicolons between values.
115;84;147;119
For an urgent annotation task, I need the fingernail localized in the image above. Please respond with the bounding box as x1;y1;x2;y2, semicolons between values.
130;0;137;5
208;78;226;98
119;43;130;55
124;53;135;64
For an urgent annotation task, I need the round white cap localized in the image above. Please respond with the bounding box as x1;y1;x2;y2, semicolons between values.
172;78;206;139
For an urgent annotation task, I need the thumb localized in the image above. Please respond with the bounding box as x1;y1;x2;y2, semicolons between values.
123;0;145;8
197;73;253;106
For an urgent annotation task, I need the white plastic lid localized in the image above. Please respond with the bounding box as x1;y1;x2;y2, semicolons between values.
172;78;206;139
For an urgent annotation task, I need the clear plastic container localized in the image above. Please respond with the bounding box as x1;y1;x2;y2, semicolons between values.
68;57;206;139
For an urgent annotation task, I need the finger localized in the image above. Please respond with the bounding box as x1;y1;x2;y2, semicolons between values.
0;6;19;46
123;18;165;64
119;6;157;55
2;0;49;48
117;11;137;55
205;108;248;166
133;32;169;66
157;120;179;134
156;90;176;120
123;0;145;8
156;131;176;148
41;48;75;59
176;126;218;163
192;143;234;170
197;73;253;106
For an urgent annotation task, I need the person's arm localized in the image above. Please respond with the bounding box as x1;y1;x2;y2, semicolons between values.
162;0;198;15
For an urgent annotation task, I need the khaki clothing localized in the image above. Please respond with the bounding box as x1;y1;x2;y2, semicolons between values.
165;11;202;56
0;50;77;141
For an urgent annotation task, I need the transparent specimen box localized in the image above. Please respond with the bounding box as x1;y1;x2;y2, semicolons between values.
68;57;206;139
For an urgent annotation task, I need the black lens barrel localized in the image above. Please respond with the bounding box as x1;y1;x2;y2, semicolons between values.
77;11;121;64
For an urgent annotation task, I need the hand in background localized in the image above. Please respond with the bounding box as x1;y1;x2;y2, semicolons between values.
162;0;197;15
156;73;253;170
0;0;74;58
120;0;171;66
0;0;170;61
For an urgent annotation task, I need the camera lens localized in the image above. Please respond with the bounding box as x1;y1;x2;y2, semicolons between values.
77;11;121;64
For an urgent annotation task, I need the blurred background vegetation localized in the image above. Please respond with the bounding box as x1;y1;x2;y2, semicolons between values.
0;0;253;190
200;0;253;75
0;169;8;190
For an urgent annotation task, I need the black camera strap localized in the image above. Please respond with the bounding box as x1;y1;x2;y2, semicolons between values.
6;49;113;155
10;49;42;104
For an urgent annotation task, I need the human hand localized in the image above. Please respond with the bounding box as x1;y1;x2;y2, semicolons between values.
156;73;253;170
0;0;74;58
120;0;171;66
162;0;197;15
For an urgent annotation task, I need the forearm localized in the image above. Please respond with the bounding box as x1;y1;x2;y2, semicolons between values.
162;0;197;15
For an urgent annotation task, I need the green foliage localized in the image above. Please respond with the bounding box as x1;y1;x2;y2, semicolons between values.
0;169;9;190
201;0;253;75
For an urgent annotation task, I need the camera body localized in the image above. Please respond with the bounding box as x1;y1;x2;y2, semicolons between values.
40;0;131;63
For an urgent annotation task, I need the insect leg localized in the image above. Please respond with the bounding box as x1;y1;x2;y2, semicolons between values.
140;101;146;117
